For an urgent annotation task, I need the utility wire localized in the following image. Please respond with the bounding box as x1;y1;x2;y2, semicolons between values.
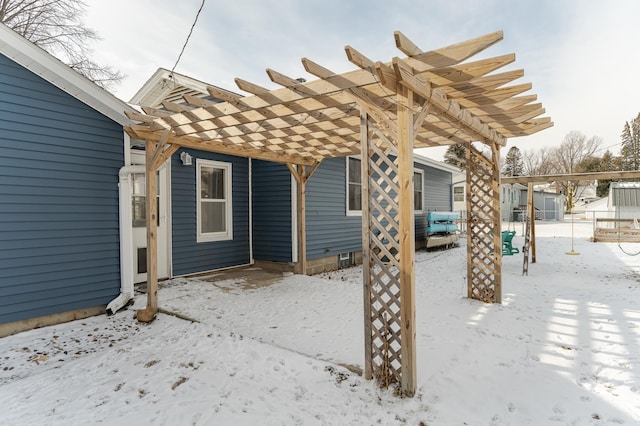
170;0;206;78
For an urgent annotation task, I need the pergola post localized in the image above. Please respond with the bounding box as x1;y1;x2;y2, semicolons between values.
359;88;416;397
136;139;160;322
287;162;321;275
396;86;417;396
466;143;502;303
528;182;537;263
360;111;373;381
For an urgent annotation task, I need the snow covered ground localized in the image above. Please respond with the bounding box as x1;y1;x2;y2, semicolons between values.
1;221;639;425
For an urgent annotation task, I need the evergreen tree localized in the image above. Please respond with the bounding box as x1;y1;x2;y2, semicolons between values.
502;146;524;176
620;113;640;170
444;143;466;169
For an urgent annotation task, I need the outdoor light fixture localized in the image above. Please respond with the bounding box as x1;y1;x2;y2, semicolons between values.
180;152;193;166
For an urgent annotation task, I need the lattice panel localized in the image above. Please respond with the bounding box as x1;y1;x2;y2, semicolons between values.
466;144;501;303
363;125;403;387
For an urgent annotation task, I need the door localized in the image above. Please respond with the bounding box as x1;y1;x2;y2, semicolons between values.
131;151;170;283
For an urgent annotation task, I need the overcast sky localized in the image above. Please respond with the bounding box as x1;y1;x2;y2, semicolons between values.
85;0;640;160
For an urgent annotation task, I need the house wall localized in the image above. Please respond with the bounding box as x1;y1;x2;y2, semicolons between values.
252;160;293;263
306;158;362;259
228;156;454;273
171;149;250;275
420;163;454;240
0;54;123;325
305;157;453;262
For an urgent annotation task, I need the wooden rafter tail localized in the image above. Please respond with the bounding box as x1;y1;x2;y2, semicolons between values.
234;77;270;96
125;110;159;124
473;103;542;120
206;85;244;104
463;83;533;107
493;94;537;110
421;54;516;87
266;68;316;96
345;45;376;72
392;56;505;146
301;57;334;80
141;106;174;118
373;60;399;91
406;30;504;71
393;31;423;57
449;69;525;95
161;100;191;113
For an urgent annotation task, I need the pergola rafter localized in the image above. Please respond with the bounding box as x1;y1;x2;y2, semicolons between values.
125;29;552;397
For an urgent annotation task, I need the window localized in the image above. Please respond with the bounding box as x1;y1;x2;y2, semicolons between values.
131;172;159;228
454;186;464;202
413;170;424;212
197;159;232;242
348;157;424;214
347;157;362;215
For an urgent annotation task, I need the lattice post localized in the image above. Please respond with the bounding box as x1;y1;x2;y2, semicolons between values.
360;88;416;397
466;143;502;303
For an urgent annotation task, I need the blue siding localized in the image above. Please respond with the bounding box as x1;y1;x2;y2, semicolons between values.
416;163;453;240
306;158;362;259
171;149;250;275
0;54;122;324
252;160;292;262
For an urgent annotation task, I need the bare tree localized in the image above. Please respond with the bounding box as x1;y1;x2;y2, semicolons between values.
0;0;123;89
552;131;601;174
521;147;555;176
552;131;601;211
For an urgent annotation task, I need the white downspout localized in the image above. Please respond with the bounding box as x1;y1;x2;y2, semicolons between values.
107;164;145;315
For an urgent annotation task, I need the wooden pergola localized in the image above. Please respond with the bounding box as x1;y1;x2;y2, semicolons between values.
125;30;551;396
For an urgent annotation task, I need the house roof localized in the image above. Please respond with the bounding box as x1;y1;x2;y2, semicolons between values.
0;22;135;126
125;30;552;166
130;67;241;108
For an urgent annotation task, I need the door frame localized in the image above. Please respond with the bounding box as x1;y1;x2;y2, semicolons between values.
130;149;172;283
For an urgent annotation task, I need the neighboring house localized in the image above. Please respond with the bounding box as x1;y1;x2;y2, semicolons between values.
454;174;565;222
0;23;136;335
607;182;640;219
131;68;459;276
583;197;608;220
501;183;527;222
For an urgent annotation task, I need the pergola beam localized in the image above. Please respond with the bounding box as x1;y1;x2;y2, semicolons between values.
126;125;319;166
502;170;640;184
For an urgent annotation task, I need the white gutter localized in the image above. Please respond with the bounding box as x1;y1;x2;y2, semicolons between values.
248;158;254;264
106;164;146;314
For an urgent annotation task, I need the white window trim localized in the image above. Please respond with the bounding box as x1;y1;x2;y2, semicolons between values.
196;159;233;243
346;156;362;217
414;169;424;214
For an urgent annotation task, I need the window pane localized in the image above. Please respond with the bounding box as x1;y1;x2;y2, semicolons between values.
201;201;226;233
131;196;160;227
414;192;423;210
348;158;361;184
349;183;361;211
413;172;422;191
201;167;225;199
132;173;146;196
